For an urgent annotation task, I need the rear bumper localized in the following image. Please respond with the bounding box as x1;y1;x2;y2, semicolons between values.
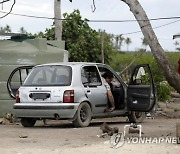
13;103;80;119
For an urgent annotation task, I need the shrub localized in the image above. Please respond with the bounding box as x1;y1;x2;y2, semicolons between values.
110;52;179;101
157;81;171;101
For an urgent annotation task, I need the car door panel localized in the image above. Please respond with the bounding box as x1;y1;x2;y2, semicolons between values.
127;64;156;112
85;86;108;113
81;65;108;114
127;85;151;111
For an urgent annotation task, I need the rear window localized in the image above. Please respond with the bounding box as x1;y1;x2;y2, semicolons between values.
23;65;72;86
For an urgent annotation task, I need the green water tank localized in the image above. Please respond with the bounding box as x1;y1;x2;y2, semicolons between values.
0;37;68;117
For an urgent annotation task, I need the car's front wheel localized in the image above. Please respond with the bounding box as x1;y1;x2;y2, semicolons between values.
128;111;145;123
73;102;91;127
21;118;36;127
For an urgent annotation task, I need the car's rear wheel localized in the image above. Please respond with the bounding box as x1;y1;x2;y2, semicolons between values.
73;102;91;127
21;118;36;127
128;111;145;123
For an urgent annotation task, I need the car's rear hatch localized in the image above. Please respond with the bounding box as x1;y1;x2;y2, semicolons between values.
18;64;72;103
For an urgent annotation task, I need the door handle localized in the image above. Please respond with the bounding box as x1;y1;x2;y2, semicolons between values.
87;90;91;93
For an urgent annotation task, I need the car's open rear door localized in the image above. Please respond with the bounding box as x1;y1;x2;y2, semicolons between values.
127;64;156;112
7;65;34;98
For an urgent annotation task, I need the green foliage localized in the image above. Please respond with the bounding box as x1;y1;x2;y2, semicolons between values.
34;10;113;63
157;81;171;101
62;10;113;62
141;73;150;85
141;37;148;47
125;37;132;51
166;52;180;71
110;51;179;101
62;10;99;62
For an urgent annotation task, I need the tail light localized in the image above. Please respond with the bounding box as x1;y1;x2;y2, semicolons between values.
63;90;74;103
16;90;20;103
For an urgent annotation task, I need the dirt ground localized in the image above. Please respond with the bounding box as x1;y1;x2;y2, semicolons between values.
0;117;179;154
0;98;180;154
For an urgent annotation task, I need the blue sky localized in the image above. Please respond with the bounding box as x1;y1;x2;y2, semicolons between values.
0;0;180;51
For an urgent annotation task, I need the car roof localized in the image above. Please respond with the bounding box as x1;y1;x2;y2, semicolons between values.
34;62;106;67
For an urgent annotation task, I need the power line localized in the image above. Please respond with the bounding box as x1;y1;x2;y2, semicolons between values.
0;0;15;19
153;19;180;29
1;10;180;22
88;16;180;22
121;19;180;36
0;11;55;20
0;9;180;37
0;0;11;4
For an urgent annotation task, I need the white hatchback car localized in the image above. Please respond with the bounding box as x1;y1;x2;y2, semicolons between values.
12;62;156;127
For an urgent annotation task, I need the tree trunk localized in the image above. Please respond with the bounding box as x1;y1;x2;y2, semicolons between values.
101;30;105;64
121;0;180;93
54;0;62;40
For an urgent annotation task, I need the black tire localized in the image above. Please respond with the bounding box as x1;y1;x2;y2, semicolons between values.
73;102;91;127
21;118;36;127
128;111;145;123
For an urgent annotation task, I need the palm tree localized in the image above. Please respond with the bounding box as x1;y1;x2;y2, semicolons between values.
4;25;11;33
0;27;5;33
125;37;132;51
174;41;180;51
118;34;124;51
141;37;148;49
19;27;27;34
115;34;124;51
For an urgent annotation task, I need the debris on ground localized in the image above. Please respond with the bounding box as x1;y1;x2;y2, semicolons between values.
98;122;119;138
157;97;180;118
19;135;28;138
0;113;14;125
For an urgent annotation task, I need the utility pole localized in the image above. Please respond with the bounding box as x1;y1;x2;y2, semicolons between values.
54;0;62;40
101;30;105;64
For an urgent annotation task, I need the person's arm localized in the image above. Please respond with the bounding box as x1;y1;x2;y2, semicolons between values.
106;90;115;108
102;77;115;110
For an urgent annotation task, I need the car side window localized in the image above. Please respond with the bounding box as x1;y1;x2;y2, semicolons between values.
81;66;102;87
98;67;121;88
131;66;151;85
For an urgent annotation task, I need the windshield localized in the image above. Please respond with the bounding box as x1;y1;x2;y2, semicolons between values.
23;65;72;86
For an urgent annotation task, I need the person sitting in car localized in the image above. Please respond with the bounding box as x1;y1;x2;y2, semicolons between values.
102;72;115;112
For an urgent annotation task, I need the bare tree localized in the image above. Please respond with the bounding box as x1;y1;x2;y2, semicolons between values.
121;0;180;93
54;0;62;40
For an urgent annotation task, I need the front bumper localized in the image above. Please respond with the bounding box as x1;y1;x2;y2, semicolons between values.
13;103;80;119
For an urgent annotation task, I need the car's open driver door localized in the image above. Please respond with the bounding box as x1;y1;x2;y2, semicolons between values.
127;64;157;112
